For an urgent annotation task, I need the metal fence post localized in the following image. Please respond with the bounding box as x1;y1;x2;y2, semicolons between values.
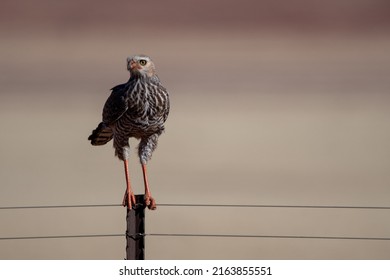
126;195;145;260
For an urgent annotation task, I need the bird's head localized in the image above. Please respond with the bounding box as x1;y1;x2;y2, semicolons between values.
127;55;156;78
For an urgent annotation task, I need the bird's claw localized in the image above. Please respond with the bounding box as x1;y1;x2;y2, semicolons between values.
122;192;156;210
145;196;157;210
122;191;136;209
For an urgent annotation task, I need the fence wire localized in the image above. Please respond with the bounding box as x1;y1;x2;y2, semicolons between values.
1;233;390;241
1;203;390;210
1;203;390;242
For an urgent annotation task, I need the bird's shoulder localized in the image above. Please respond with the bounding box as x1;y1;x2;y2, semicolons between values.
110;83;129;93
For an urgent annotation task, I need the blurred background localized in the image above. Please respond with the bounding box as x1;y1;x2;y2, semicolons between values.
0;0;390;259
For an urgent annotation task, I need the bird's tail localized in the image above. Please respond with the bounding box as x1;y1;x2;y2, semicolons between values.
88;122;113;146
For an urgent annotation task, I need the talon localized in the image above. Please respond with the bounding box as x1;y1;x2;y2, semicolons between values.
122;192;128;207
131;193;136;204
145;196;157;210
122;192;136;209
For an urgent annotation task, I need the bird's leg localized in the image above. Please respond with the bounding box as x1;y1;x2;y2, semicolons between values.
142;164;156;210
122;159;136;209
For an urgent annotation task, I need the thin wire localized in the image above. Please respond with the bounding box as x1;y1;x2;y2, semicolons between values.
0;233;124;240
0;204;121;210
144;233;390;241
1;203;390;210
2;233;389;241
158;203;390;210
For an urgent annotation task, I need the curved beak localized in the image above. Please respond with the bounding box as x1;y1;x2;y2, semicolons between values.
129;60;136;70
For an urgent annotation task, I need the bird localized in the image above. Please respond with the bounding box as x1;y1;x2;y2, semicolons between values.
88;55;170;210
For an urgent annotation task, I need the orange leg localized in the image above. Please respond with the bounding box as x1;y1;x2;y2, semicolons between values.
142;164;156;210
122;160;136;209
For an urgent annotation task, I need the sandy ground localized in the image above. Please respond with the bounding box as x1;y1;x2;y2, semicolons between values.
0;30;390;259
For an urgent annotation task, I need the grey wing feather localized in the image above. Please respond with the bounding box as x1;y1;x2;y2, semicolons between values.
102;83;130;124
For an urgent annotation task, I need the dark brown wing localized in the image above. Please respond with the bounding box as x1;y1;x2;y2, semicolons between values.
102;83;130;124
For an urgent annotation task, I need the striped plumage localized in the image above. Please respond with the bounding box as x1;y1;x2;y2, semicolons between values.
88;55;170;210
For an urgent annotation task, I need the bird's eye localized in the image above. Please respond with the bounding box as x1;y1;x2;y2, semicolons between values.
139;59;147;66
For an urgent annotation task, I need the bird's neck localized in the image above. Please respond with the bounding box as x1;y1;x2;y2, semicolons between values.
129;73;159;83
